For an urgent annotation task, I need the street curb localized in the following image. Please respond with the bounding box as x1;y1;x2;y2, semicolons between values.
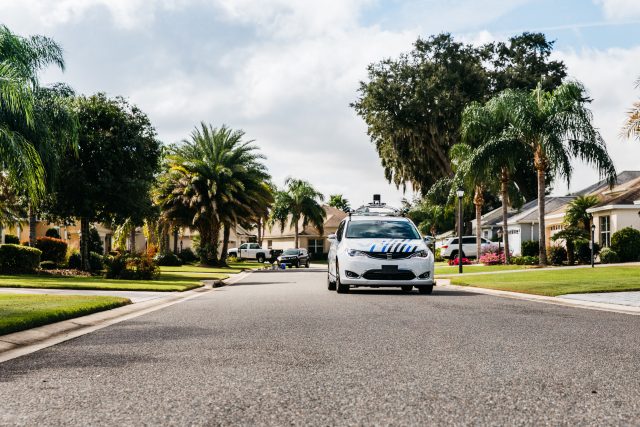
0;284;215;364
438;279;640;316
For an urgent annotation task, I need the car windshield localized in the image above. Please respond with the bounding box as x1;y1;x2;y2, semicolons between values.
283;249;298;255
345;220;420;239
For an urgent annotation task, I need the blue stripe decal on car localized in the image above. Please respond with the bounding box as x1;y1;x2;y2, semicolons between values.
381;244;388;252
405;245;412;252
369;244;376;252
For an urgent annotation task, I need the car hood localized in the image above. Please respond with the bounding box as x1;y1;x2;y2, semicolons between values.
347;238;426;253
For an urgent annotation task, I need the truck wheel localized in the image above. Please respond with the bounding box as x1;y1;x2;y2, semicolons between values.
256;254;265;263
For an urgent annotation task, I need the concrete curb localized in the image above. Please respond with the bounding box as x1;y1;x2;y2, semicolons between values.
0;284;215;363
437;279;640;316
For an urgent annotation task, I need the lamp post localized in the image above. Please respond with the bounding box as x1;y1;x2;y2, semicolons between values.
497;228;503;263
591;223;596;268
456;188;465;274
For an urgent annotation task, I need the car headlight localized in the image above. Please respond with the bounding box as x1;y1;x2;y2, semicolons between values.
347;249;367;257
409;250;429;258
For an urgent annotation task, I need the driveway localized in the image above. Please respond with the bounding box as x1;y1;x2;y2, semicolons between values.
1;269;640;425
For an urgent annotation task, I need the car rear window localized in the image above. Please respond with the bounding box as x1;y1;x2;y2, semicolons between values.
345;220;420;239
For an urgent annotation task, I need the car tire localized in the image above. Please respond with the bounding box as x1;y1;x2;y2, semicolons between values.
327;274;336;291
229;252;237;258
257;254;265;263
336;262;349;294
418;285;433;295
401;285;413;292
293;260;299;268
305;260;310;268
449;251;458;260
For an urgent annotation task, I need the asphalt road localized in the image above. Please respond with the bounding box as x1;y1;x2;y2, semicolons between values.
2;269;640;425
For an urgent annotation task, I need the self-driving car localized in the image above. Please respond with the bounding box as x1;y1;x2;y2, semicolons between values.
327;209;435;294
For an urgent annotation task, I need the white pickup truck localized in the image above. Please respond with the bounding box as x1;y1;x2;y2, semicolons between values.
227;243;278;263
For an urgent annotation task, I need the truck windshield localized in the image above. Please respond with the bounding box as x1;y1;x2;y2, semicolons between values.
345;220;420;239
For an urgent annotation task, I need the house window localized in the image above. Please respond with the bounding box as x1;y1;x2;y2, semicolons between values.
308;239;324;254
600;216;611;247
267;239;273;248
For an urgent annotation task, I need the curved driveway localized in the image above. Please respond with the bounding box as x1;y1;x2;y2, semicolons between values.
1;269;640;425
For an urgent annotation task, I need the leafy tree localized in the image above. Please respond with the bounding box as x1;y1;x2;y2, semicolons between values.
48;94;161;270
352;32;566;197
328;194;350;212
487;83;616;264
622;77;640;141
156;123;272;266
270;178;325;249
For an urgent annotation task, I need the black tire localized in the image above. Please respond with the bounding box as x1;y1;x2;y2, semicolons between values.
336;262;349;294
327;273;336;291
449;251;466;261
401;285;413;292
293;260;299;268
305;260;310;268
418;285;433;295
256;253;265;263
229;252;237;258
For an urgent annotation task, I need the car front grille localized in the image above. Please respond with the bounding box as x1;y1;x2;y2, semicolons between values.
362;269;416;281
367;252;413;260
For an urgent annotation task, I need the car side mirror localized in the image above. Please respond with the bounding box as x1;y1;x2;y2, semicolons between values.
423;236;434;245
327;234;337;241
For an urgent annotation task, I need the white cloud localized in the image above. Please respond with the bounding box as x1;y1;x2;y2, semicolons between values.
595;0;640;20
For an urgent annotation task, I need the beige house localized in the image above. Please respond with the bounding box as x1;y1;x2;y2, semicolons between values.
262;205;347;257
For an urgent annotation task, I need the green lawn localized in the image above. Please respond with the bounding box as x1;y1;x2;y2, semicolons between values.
0;294;130;335
448;266;640;296
0;263;255;292
436;264;531;275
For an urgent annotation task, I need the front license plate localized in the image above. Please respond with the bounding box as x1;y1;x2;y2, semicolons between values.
381;265;398;272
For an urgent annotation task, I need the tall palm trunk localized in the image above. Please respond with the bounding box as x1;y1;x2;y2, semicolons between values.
28;204;37;246
173;228;179;253
257;218;262;247
294;221;299;249
209;220;222;265
80;217;90;271
220;223;231;266
129;227;136;254
474;186;484;261
535;147;548;265
500;168;511;264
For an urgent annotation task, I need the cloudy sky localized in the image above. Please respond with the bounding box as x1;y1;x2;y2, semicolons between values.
2;0;640;208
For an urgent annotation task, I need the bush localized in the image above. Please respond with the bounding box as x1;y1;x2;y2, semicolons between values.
105;253;159;280
89;226;104;254
0;244;42;273
521;240;539;257
227;255;238;263
178;248;197;264
599;248;620;264
35;236;68;265
39;260;57;270
448;257;471;266
45;228;61;239
154;252;182;266
547;246;567;265
511;255;539;265
89;251;104;271
479;251;505;265
67;250;82;269
434;247;444;263
575;240;600;264
611;227;640;263
3;234;19;244
146;243;159;258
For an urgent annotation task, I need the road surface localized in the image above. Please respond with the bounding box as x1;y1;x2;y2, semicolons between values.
1;268;640;425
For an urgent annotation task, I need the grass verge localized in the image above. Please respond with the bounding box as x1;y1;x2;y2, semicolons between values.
0;294;130;335
448;266;640;296
436;264;531;275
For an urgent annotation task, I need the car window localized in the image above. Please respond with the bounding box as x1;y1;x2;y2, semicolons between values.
283;249;298;255
239;244;247;249
345;220;420;239
482;238;491;244
449;238;458;244
462;237;476;244
250;243;260;249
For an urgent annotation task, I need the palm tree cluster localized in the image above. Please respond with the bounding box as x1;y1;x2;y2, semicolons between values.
456;82;616;265
155;123;273;266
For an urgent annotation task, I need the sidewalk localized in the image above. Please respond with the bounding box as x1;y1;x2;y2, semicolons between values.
0;287;173;303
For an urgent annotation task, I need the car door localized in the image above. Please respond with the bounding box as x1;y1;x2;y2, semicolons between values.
238;243;248;258
249;243;261;258
462;237;477;257
329;220;346;277
300;249;309;263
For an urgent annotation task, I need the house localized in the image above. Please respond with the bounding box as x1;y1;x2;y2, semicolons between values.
262;205;347;258
1;221;114;254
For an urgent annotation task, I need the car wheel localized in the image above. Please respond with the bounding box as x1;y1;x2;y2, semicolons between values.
418;285;433;295
256;254;265;263
336;262;349;294
401;285;413;292
305;260;310;268
293;260;299;268
229;252;237;258
327;273;336;291
449;251;458;261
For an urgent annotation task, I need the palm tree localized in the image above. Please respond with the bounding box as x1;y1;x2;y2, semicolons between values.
565;195;600;231
0;25;66;201
622;77;640;141
156;123;272;266
270;178;325;249
328;194;350;212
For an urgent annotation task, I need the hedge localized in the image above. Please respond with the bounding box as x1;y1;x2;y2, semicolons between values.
35;236;68;265
611;227;640;263
0;244;42;273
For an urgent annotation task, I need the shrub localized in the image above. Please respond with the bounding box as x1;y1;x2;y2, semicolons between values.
45;228;61;239
521;240;539;257
89;227;104;254
3;234;19;244
448;257;471;266
434;248;444;262
146;243;159;258
0;244;42;273
67;250;82;269
575;240;600;264
89;251;104;271
227;255;239;263
599;248;620;264
611;227;640;263
39;260;57;270
479;251;505;265
105;253;159;280
547;246;567;265
178;248;197;264
154;252;182;266
35;236;68;265
511;255;539;265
